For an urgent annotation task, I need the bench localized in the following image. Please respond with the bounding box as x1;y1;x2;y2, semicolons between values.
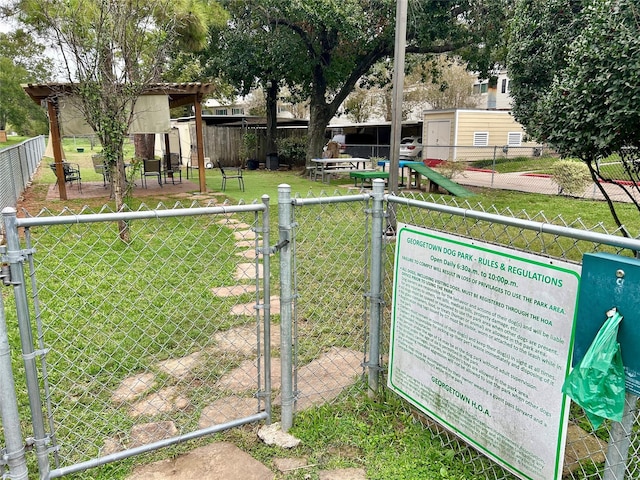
349;170;389;188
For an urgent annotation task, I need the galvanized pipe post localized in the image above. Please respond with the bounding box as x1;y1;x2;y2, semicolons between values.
0;246;29;480
2;207;51;479
603;392;638;480
277;185;294;431
367;179;386;397
261;195;272;424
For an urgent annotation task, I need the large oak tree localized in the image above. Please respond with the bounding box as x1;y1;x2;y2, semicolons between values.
207;0;509;162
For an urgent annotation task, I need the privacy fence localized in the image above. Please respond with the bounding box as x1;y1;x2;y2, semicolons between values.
1;181;639;479
0;136;45;212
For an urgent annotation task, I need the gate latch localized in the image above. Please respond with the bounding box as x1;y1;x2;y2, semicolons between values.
271;239;290;253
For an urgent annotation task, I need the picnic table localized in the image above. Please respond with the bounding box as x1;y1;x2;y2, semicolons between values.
310;158;371;183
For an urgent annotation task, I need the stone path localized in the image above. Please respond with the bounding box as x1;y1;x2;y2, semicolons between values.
99;213;366;479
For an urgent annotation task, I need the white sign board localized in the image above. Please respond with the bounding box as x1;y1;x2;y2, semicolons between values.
388;224;581;480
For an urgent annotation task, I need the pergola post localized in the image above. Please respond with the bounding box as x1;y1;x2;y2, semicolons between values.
194;94;207;193
47;99;68;200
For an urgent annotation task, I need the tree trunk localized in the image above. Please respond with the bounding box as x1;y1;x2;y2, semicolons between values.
134;133;155;160
306;100;333;164
265;80;278;155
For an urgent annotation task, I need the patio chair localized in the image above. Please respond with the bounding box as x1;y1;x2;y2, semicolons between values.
91;154;110;187
163;153;182;184
49;162;82;192
186;153;198;179
141;159;162;188
216;160;244;192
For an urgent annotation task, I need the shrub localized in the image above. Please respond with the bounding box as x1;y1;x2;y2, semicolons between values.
551;160;592;196
436;160;466;179
278;136;307;167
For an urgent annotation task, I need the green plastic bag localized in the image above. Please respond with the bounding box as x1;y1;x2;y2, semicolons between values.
562;308;625;429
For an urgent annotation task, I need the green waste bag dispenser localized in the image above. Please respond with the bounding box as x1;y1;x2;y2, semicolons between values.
573;252;640;396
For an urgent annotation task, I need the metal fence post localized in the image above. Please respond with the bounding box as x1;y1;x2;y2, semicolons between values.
367;179;385;397
278;185;294;431
261;195;272;424
491;146;497;188
603;392;637;480
0;246;29;480
2;207;51;479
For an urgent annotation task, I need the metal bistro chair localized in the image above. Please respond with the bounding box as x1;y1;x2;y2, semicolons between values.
163;153;182;184
91;154;110;187
50;162;82;192
216;160;244;192
141;159;162;188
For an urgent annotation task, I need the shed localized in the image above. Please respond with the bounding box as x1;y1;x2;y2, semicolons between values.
422;109;540;162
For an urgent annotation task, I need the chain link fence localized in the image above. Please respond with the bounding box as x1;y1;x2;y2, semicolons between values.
1;203;272;478
0;136;45;212
1;182;640;479
383;190;640;480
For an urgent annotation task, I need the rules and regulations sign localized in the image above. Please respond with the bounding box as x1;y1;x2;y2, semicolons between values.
388;224;581;480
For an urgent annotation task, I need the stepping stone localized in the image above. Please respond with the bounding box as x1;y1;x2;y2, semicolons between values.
129;386;190;417
563;423;607;476
318;468;367;480
233;230;257;241
236;249;263;259
275;347;362;411
230;296;279;316
157;352;202;379
216;218;241;225
215;357;282;393
235;240;255;248
227;222;253;230
129;421;178;449
125;442;274;480
198;396;259;428
235;263;263;280
111;373;156;404
273;458;308;474
211;285;257;297
212;325;281;356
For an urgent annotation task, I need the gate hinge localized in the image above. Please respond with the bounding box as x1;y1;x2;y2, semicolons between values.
0;264;10;287
1;248;35;286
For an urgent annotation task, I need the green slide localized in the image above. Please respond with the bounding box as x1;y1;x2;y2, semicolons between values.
404;161;475;198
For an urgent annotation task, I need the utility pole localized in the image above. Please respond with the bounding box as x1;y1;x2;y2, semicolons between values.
387;0;408;234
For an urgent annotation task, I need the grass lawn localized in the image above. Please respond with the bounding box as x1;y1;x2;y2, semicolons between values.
7;137;637;479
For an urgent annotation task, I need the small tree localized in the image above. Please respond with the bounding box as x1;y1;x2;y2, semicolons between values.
15;0;218;240
240;131;258;164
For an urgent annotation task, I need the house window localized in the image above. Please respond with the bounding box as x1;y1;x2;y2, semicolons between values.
474;132;489;146
215;109;228;116
231;108;244;115
508;132;522;146
501;79;508;94
473;83;489;95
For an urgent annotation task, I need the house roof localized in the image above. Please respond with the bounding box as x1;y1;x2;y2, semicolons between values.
22;82;216;109
173;115;309;128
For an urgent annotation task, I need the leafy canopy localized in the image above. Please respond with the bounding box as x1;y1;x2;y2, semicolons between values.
0;30;51;134
508;0;640;161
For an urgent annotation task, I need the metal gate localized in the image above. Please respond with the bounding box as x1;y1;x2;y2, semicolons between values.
0;202;273;479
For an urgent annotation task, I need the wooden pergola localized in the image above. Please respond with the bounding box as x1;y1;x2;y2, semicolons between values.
23;82;214;200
